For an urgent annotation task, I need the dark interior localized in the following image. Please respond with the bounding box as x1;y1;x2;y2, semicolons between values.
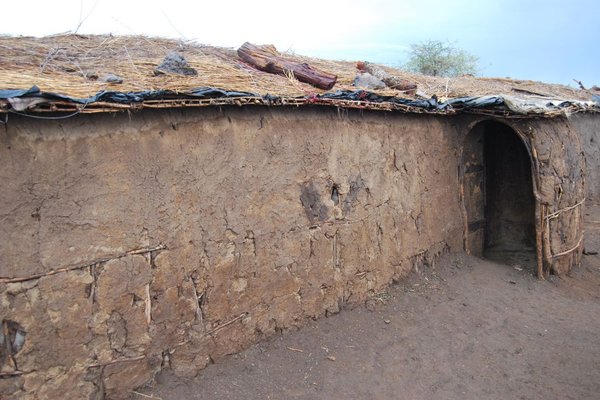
462;120;536;267
482;121;536;262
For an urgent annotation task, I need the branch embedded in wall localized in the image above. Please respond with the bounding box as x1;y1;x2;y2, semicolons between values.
0;244;167;284
144;284;152;325
86;355;146;369
88;263;101;303
307;213;373;230
205;312;248;336
0;370;34;378
188;278;204;323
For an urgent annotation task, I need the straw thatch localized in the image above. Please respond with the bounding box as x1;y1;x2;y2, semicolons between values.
0;34;596;113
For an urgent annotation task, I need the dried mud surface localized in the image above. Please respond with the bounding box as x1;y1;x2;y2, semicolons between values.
139;203;600;400
0;108;463;399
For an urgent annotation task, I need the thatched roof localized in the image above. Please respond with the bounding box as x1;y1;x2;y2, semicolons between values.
0;34;598;116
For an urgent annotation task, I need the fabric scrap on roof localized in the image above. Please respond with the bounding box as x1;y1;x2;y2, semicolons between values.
0;86;598;116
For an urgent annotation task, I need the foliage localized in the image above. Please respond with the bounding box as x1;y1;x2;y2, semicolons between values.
404;40;479;77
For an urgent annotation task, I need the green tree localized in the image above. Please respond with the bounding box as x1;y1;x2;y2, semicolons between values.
404;40;479;77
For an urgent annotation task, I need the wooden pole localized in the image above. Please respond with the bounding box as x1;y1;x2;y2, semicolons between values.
535;200;544;279
237;42;337;90
542;204;553;277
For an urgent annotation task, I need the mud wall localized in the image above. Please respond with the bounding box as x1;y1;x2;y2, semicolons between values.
511;117;587;275
0;107;464;399
569;113;600;201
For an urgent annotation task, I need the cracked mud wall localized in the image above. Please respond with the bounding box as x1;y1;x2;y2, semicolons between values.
569;113;600;201
506;117;586;275
0;107;463;398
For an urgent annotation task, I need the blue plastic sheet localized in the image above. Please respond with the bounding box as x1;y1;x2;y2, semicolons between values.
0;86;42;99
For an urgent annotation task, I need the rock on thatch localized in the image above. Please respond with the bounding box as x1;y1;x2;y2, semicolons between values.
357;61;417;94
353;72;386;90
154;52;198;76
101;73;123;84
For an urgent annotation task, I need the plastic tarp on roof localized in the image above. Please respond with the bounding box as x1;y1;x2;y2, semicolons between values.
502;95;598;114
0;86;259;111
0;86;598;115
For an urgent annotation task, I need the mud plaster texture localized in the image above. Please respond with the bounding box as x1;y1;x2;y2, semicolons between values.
0;107;464;399
569;113;600;201
509;118;586;274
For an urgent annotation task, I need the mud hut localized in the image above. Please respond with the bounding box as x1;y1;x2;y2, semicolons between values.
0;35;598;399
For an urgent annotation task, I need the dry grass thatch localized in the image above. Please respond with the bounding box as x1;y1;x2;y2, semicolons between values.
0;34;595;107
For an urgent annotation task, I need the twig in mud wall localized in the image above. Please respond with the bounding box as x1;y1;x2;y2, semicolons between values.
546;198;585;220
0;370;33;378
131;390;163;399
552;235;584;258
87;355;145;369
205;313;248;336
0;244;167;284
145;284;152;325
189;279;203;322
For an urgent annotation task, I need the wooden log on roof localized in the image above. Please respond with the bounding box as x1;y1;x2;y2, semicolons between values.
237;42;337;90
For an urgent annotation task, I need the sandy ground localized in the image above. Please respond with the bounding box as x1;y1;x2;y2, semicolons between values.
136;203;600;400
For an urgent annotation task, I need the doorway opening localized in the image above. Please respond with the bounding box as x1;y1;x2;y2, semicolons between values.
462;120;536;269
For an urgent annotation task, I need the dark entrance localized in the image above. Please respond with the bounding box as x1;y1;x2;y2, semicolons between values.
462;120;536;267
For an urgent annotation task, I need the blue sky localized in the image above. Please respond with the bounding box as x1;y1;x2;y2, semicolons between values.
3;0;599;86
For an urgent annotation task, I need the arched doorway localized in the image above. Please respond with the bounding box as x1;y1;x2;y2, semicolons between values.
461;120;536;268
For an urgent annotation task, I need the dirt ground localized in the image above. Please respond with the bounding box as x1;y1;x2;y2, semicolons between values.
135;203;600;400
